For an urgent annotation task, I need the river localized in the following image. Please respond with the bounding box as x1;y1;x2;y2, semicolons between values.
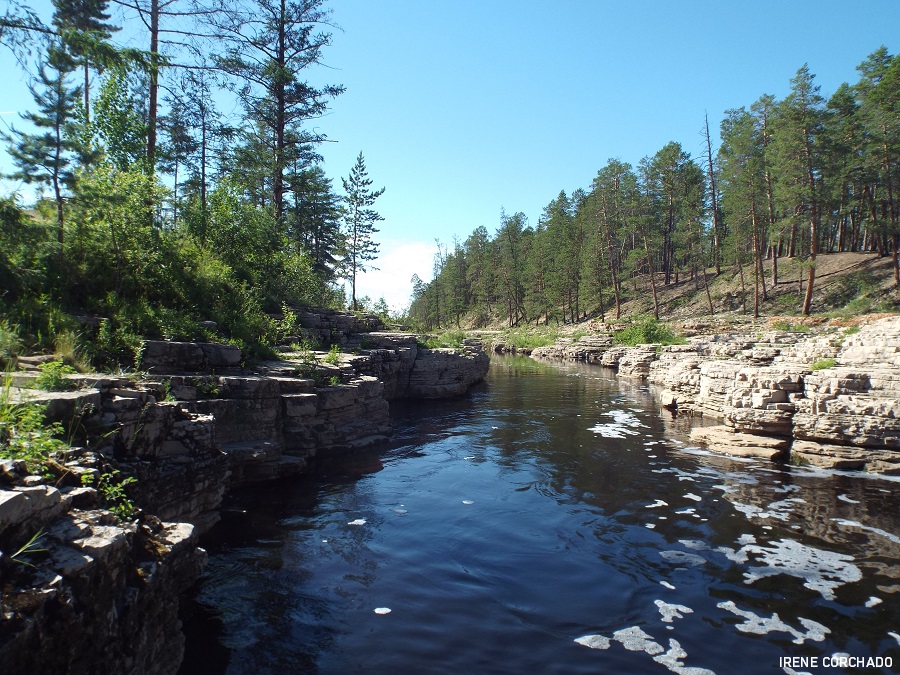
179;356;900;674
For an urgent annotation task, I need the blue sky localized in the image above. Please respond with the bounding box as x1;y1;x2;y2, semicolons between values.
2;0;900;310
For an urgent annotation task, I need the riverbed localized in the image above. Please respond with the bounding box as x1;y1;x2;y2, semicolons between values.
179;356;900;674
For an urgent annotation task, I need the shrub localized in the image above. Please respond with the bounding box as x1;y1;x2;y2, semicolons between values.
324;343;341;365
35;361;78;391
810;358;836;371
0;385;67;474
0;320;22;369
614;317;684;346
422;329;467;349
772;320;810;333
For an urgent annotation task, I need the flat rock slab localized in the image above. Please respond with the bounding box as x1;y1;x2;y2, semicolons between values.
690;425;790;460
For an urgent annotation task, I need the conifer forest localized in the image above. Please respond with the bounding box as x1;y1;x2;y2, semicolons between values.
0;1;898;366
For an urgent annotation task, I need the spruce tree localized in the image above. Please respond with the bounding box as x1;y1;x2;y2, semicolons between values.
341;152;385;311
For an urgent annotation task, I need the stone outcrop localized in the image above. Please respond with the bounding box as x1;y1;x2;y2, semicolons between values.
0;476;204;675
531;334;614;362
529;315;900;473
1;311;490;673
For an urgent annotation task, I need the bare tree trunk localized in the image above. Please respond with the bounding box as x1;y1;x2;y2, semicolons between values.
704;113;722;274
643;232;660;320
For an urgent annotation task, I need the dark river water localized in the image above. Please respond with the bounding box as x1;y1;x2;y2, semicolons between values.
179;356;900;674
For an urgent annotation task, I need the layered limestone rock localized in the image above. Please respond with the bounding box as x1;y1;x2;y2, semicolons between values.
530;334;614;362
405;344;491;398
649;317;900;472
2;315;490;673
0;479;204;675
525;315;900;472
690;425;791;460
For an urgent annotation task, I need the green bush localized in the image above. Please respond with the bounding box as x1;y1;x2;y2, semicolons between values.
35;361;78;391
614;317;684;346
324;343;341;365
772;320;810;333
0;386;67;474
0;320;22;369
810;358;836;371
422;329;467;349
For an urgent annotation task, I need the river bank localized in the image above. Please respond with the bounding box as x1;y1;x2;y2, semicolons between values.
524;314;900;473
0;311;489;673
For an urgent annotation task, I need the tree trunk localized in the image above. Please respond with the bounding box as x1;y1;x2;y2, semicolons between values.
147;0;159;172
705;113;722;274
642;232;660;320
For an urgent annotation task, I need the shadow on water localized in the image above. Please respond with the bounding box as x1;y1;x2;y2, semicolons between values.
179;355;900;674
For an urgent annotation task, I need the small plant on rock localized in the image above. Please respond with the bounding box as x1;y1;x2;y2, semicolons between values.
324;344;341;365
35;360;78;391
95;470;138;522
810;358;836;371
1;386;67;474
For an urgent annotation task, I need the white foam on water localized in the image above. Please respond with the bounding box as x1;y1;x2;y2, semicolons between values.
347;519;367;526
865;596;882;608
462;500;475;505
392;508;408;515
660;581;676;590
652;638;717;675
574;634;611;650
675;508;696;515
373;607;392;614
889;631;900;647
758;497;806;521
613;626;664;654
831;519;900;544
648;455;658;458
655;599;694;623
588;410;649;438
684;493;702;502
717;601;830;644
837;494;860;504
737;534;757;545
646;499;669;509
660;550;706;567
738;539;862;600
645;523;657;529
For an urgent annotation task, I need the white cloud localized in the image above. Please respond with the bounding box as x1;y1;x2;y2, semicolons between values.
345;240;435;313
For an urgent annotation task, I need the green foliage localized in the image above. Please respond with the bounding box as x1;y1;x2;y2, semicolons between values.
810;358;836;370
843;325;861;336
328;375;341;386
0;320;23;369
421;329;467;349
94;470;137;521
35;360;78;391
789;453;811;467
497;327;559;350
614;317;684;346
8;529;48;567
323;343;341;365
0;386;68;474
772;320;810;333
192;377;220;399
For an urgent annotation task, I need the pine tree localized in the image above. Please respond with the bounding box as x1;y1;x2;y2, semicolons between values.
4;44;82;245
210;0;343;227
341;152;385;311
51;0;118;122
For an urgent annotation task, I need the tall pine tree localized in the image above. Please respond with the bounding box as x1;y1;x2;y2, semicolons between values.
341;152;384;311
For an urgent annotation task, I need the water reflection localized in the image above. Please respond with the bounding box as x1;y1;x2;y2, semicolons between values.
180;356;900;674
